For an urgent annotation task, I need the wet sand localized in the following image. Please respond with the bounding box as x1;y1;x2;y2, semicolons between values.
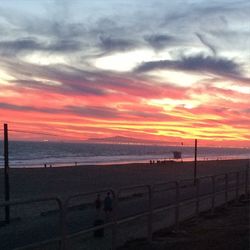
0;159;249;201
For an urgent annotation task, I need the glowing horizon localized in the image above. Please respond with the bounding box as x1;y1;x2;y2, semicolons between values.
0;0;250;147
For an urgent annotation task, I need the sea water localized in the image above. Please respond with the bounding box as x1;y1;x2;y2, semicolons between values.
0;141;249;168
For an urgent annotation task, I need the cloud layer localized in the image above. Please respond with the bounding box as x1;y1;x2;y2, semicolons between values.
0;0;249;146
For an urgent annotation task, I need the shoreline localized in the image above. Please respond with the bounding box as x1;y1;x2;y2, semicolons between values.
1;156;249;169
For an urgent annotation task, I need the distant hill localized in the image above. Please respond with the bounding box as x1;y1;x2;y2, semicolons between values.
85;136;172;145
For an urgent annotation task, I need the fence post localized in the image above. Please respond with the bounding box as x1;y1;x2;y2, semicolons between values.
175;181;180;231
60;202;67;250
147;186;153;243
225;173;228;207
4;123;10;224
195;179;200;218
194;139;197;185
211;176;215;214
236;172;240;201
111;193;117;250
245;161;249;197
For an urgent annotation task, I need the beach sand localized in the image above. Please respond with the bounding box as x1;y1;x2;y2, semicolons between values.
0;159;249;250
118;199;250;250
0;159;249;201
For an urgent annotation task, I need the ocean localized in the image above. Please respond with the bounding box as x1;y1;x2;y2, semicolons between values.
0;141;249;168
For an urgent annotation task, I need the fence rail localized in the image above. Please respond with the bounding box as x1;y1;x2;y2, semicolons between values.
0;168;249;250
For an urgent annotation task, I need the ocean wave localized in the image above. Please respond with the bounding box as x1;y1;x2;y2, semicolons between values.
0;141;249;168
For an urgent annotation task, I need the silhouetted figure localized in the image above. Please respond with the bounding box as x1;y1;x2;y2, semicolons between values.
94;194;104;237
95;194;102;211
104;192;112;217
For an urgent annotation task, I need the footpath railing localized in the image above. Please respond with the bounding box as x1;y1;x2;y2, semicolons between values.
0;168;249;250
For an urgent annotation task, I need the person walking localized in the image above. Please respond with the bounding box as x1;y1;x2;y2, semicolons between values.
93;193;104;237
95;194;102;211
104;192;113;218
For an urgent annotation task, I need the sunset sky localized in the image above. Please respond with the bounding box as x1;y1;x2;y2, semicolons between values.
0;0;249;147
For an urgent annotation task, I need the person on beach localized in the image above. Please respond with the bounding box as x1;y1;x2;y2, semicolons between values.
94;194;104;237
95;194;102;211
104;192;113;218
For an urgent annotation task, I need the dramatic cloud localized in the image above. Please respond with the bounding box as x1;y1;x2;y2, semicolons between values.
66;105;121;118
195;33;217;56
144;34;175;50
98;36;139;53
0;0;249;146
0;102;60;113
0;102;120;118
0;38;82;55
135;54;243;77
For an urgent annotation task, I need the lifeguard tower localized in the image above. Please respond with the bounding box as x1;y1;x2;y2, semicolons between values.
172;151;182;161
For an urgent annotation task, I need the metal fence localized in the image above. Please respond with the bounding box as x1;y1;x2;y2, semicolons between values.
0;168;249;250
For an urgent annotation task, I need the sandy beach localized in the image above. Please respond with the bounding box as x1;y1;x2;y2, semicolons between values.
0;159;249;201
0;158;249;250
119;199;250;250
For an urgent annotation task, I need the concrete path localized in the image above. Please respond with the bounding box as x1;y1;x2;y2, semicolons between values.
0;176;244;250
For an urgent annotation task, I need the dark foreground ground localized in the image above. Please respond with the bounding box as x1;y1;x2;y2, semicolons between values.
119;198;250;250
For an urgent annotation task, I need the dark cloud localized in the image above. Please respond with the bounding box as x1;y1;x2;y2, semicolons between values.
66;105;120;118
49;21;86;39
144;34;175;50
12;78;106;96
0;102;59;113
98;36;138;52
0;39;41;51
2;59;109;96
0;38;82;55
46;39;82;52
0;3;87;40
2;58;167;98
0;101;121;119
91;17;129;39
135;54;242;77
195;33;217;56
0;100;179;120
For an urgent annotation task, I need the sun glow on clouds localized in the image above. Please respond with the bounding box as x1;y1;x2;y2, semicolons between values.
0;70;16;85
0;0;250;147
215;81;250;94
33;78;62;86
148;98;201;110
94;49;171;72
94;50;152;72
0;90;20;97
148;70;208;87
22;52;67;66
